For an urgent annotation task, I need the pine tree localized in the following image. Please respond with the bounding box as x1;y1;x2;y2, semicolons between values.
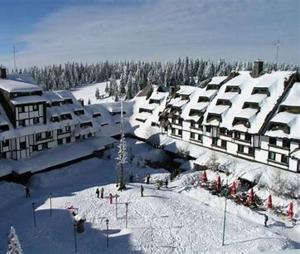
116;133;127;190
7;226;23;254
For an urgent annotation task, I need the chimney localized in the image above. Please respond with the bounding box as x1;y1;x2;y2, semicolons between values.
252;60;264;78
0;67;7;79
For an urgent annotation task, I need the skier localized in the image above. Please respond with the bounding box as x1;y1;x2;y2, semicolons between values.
25;186;30;198
146;175;150;184
96;188;100;198
100;187;104;199
264;214;269;227
141;185;144;197
109;193;113;204
165;179;168;188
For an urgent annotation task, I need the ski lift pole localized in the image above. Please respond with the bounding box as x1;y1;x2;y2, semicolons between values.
222;175;229;246
32;202;37;227
49;193;52;217
106;219;109;248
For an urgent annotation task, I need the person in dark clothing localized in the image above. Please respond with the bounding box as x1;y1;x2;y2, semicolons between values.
100;187;104;199
141;185;144;197
96;188;100;198
264;214;269;227
165;179;168;188
25;186;30;198
146;175;150;184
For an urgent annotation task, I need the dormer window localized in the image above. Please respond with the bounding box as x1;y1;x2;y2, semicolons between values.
216;99;232;107
282;138;290;149
198;96;209;103
251;87;270;97
232;117;250;128
268;122;290;134
206;84;219;90
225;86;241;93
207;113;222;123
243;102;260;110
278;105;300;114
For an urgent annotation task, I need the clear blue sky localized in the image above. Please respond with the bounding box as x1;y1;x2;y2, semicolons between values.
0;0;299;68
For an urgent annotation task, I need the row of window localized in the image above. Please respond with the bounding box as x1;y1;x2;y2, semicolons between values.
17;117;41;127
268;151;288;165
269;137;290;149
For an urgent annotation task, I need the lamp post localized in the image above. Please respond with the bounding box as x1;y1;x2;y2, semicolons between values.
115;194;119;219
222;173;229;246
106;219;109;248
32;202;36;227
125;202;129;228
73;222;77;253
49;193;52;217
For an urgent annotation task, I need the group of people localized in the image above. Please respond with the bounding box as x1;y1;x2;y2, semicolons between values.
95;187;105;199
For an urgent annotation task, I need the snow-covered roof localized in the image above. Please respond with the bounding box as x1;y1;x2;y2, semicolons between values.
265;82;300;139
0;78;42;93
281;82;300;107
208;76;227;85
11;95;46;105
236;108;258;120
203;71;295;133
176;86;195;96
208;105;229;115
149;92;166;101
43;91;64;102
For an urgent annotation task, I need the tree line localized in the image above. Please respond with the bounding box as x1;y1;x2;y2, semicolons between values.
18;58;299;99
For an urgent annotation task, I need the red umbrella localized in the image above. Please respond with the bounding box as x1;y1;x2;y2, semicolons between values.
288;202;294;219
230;181;237;196
202;171;208;183
267;194;272;209
216;175;221;191
248;188;254;205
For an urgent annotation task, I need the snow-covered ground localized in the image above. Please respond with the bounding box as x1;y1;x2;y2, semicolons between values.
1;139;299;253
71;81;119;105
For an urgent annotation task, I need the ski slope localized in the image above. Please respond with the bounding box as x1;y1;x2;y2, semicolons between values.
71;80;120;105
0;140;299;253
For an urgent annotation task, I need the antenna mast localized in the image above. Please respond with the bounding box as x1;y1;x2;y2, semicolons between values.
12;46;17;71
274;40;280;66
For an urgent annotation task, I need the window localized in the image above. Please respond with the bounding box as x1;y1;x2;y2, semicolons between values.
57;129;62;135
33;118;40;124
198;135;203;143
178;119;183;126
268;151;276;161
19;106;25;113
282;139;290;149
65;126;71;132
171;128;176;135
221;140;227;149
178;130;182;136
238;144;244;153
281;154;288;164
18;120;26;127
33;104;39;111
269;137;276;146
20;141;26;150
36;133;42;140
206;126;211;133
58;139;63;145
234;131;241;140
190;132;195;139
245;133;251;142
42;143;48;149
190;121;195;128
2;140;9;147
212;137;218;146
248;147;255;156
46;131;51;138
66;137;71;143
